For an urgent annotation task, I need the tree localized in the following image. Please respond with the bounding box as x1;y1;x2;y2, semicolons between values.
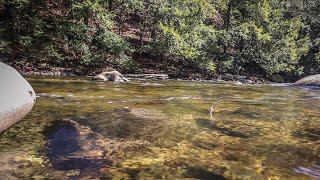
0;0;318;77
284;0;320;75
0;0;129;66
211;0;310;76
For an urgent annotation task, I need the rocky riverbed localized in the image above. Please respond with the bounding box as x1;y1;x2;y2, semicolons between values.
0;76;319;179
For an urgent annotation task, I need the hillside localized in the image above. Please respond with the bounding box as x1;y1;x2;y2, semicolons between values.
0;0;319;81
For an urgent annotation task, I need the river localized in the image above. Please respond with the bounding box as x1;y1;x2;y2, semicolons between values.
0;76;319;179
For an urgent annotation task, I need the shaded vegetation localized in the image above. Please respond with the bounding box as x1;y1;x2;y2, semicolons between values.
0;0;319;78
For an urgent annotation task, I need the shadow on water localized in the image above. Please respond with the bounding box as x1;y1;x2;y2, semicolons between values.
192;139;218;150
298;86;320;91
53;158;108;171
44;120;81;157
76;108;164;140
292;128;320;141
182;167;229;180
43;120;111;176
228;108;281;121
195;118;252;138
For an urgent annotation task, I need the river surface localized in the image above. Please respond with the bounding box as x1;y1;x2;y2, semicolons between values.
0;76;319;179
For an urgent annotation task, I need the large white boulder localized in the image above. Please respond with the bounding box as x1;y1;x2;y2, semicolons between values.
0;62;36;134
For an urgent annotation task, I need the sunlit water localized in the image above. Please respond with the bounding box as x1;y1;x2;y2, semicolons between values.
0;76;319;179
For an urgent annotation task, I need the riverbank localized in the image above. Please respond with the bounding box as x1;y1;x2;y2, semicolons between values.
3;59;273;84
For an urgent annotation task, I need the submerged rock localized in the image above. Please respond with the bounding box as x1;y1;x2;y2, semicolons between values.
0;62;36;134
93;71;129;82
294;74;320;86
80;107;165;141
44;118;152;179
183;166;229;180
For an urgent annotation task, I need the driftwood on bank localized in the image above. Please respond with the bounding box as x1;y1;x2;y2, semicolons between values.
124;74;169;80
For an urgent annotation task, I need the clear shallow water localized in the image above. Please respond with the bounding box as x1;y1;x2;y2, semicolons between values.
0;76;319;179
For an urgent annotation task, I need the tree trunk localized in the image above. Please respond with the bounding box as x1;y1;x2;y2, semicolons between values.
224;0;234;30
108;0;113;10
223;0;235;54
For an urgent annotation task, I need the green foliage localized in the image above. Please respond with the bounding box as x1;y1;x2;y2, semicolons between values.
0;0;129;66
154;0;217;71
207;0;312;76
0;0;319;77
117;53;139;70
